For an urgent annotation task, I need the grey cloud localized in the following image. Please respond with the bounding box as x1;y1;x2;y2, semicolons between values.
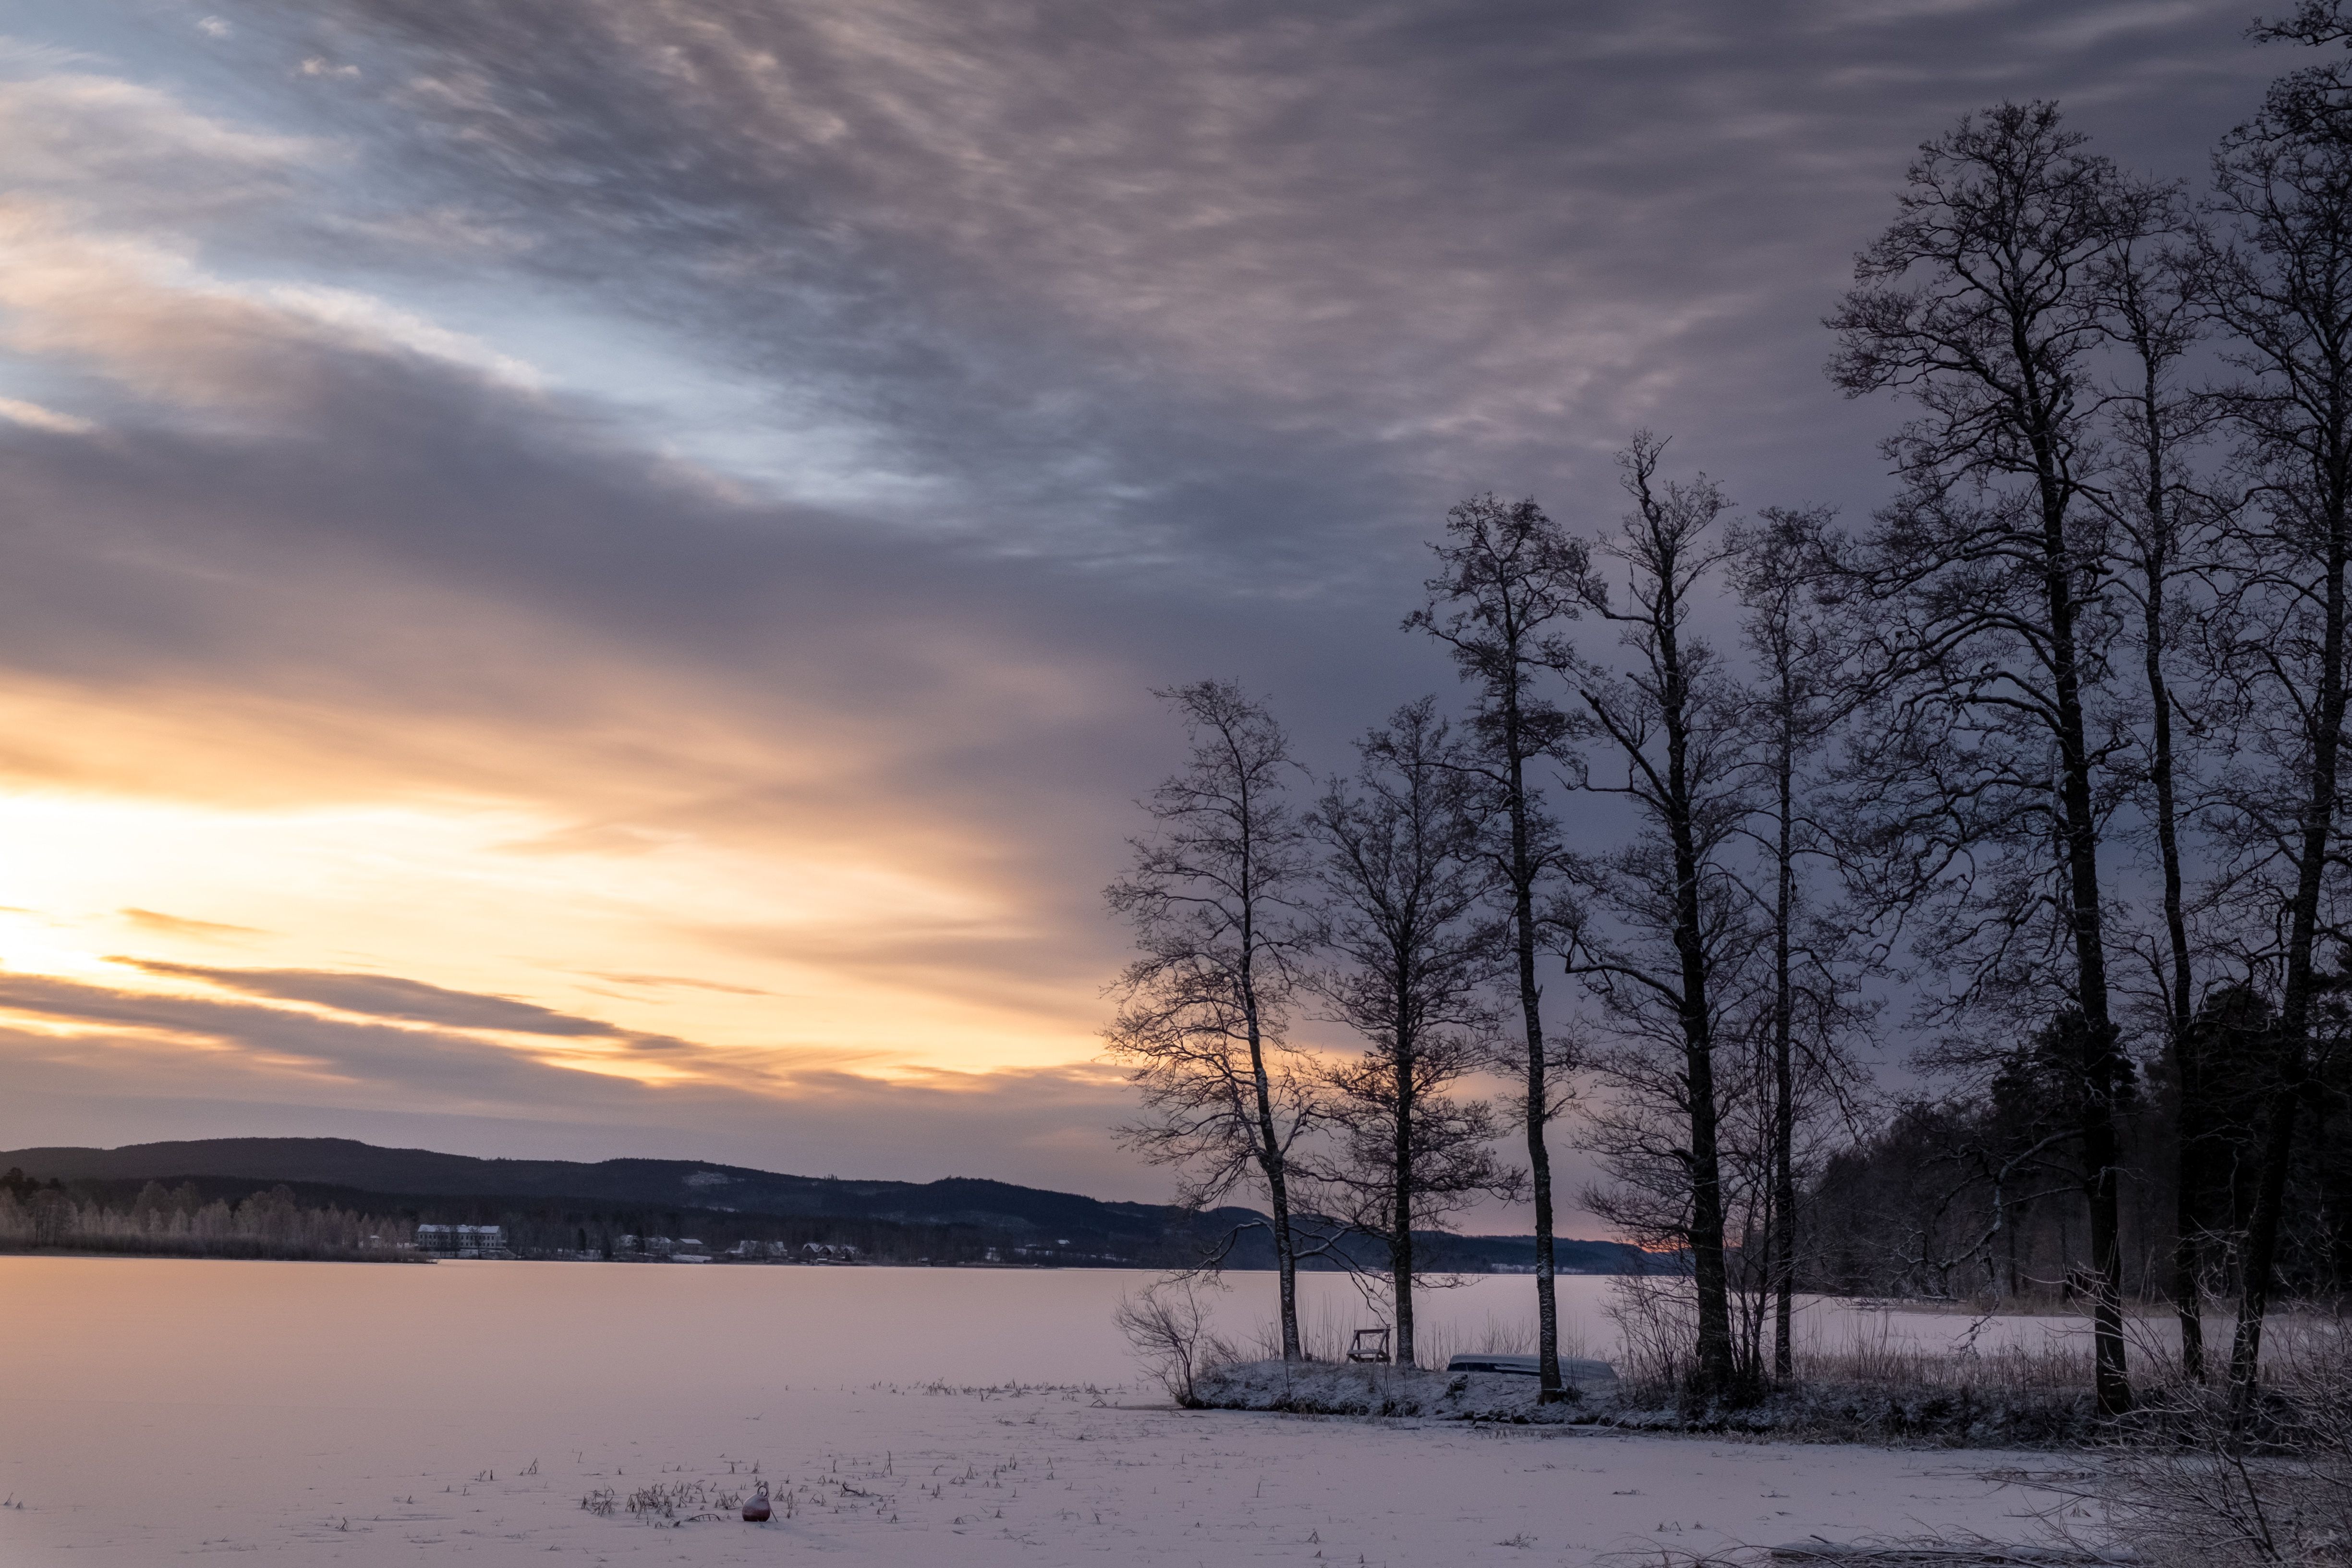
0;983;1172;1198
0;1006;1599;1216
0;325;1418;1000
0;972;614;1105
10;3;2279;707
115;960;627;1037
235;0;2273;555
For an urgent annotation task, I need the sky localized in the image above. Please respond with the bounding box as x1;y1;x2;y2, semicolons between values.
0;0;2289;1216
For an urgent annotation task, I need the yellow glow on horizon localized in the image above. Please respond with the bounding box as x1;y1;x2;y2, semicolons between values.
0;784;1104;1093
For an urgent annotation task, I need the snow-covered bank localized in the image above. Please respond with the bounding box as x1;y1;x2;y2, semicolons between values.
1195;1357;1619;1419
1195;1358;2099;1446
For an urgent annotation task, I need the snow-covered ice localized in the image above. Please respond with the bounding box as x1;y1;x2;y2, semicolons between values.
0;1256;2101;1565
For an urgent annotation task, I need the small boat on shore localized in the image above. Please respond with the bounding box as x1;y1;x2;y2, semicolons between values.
1443;1353;1617;1387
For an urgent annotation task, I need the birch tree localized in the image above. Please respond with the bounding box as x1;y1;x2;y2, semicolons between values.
1825;102;2165;1413
1309;698;1522;1368
1407;496;1588;1400
2087;206;2223;1379
1728;504;1871;1383
1106;681;1319;1360
1552;435;1755;1398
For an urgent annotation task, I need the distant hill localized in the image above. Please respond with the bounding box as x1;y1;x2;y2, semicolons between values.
0;1137;1210;1251
0;1136;1649;1271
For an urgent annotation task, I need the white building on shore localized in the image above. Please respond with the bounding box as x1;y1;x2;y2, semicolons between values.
414;1224;510;1259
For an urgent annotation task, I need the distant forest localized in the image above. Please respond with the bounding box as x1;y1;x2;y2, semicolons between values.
1811;1021;2352;1306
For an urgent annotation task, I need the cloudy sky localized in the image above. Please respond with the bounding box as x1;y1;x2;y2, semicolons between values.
0;0;2283;1212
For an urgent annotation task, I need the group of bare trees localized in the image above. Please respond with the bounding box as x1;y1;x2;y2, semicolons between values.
1103;680;1525;1374
1814;14;2352;1418
1109;12;2352;1414
1106;453;1865;1403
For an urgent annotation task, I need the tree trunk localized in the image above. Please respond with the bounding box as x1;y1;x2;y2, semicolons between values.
2036;433;2132;1416
2002;1186;2019;1299
1510;738;1564;1401
1243;953;1302;1361
2077;1074;2132;1412
2231;1050;2306;1409
1684;1017;1735;1396
2129;329;2203;1386
2171;1003;2207;1384
1393;1027;1417;1368
2154;641;2205;1382
1660;590;1735;1397
1771;716;1798;1384
2231;489;2348;1406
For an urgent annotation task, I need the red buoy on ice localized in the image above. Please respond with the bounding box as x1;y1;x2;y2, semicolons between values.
742;1487;772;1523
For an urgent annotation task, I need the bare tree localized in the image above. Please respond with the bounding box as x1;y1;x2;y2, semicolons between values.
1408;495;1588;1400
2254;0;2352;50
1551;434;1756;1399
2087;200;2226;1380
1825;101;2168;1414
1114;1278;1238;1406
2198;21;2352;1405
1728;504;1872;1382
1307;699;1524;1368
1105;681;1319;1361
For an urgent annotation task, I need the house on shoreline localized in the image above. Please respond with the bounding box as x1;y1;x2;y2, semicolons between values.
414;1224;511;1259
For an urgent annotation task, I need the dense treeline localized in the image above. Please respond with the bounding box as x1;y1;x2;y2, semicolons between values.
1107;11;2352;1414
0;1171;418;1261
1810;992;2352;1311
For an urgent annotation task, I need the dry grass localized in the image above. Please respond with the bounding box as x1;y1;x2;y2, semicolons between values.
1793;1321;2097;1399
2071;1319;2352;1568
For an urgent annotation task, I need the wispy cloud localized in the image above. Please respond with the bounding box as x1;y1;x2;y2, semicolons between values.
0;396;93;434
120;909;267;941
115;960;640;1038
0;968;1150;1192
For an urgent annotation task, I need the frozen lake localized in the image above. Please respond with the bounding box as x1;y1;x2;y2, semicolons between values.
0;1257;2098;1565
0;1256;2114;1400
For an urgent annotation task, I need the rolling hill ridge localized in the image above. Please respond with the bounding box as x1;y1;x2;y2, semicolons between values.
0;1136;1649;1271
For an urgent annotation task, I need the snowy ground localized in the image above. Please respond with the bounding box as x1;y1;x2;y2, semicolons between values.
0;1257;2104;1565
2;1380;2100;1565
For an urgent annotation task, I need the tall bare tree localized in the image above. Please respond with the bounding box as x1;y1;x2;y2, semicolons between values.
1826;101;2166;1414
1551;435;1754;1398
1308;699;1523;1368
2087;204;2222;1379
2197;16;2352;1402
1728;504;1870;1383
1408;495;1588;1400
1106;681;1319;1361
